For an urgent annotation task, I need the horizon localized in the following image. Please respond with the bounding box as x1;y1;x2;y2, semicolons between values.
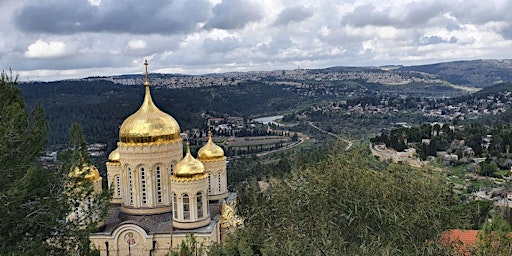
16;58;502;83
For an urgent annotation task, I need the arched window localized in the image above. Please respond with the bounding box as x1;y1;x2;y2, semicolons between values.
172;193;178;219
140;167;147;204
169;164;174;176
156;166;162;204
197;192;203;218
128;167;133;205
115;176;121;197
207;173;212;194
217;171;222;193
182;194;190;220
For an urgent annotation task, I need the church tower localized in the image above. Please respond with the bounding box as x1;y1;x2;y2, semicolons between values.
170;143;210;229
106;147;122;204
116;60;182;215
198;131;228;201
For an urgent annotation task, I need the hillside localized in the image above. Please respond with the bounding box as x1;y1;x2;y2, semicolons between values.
398;59;512;88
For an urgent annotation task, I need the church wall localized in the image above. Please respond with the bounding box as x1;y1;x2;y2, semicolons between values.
106;163;122;204
171;177;210;229
119;140;183;214
203;159;228;200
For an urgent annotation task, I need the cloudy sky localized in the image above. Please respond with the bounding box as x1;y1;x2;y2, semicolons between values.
2;0;512;81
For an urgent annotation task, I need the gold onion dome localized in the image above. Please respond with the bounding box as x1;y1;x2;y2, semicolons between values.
70;164;101;182
119;60;181;144
198;132;224;161
108;148;120;163
174;143;205;178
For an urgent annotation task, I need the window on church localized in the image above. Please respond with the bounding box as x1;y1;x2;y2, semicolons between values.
217;171;222;193
207;173;212;194
141;167;147;204
182;194;190;220
156;166;162;204
169;164;174;176
115;176;121;197
197;192;203;218
128;167;133;205
172;193;177;219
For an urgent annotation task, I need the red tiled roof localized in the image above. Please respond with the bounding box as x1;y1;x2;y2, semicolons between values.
441;229;479;255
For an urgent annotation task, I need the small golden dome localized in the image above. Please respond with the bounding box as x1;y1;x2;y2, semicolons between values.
174;143;205;177
119;60;181;144
198;132;224;161
108;148;120;163
71;165;101;182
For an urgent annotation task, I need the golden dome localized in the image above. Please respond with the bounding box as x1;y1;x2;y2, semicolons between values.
119;60;181;144
108;148;120;163
174;143;205;178
198;132;224;161
70;164;101;182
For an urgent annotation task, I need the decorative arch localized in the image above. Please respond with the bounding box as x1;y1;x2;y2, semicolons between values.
155;164;163;204
139;166;147;205
172;193;178;219
182;193;190;220
112;223;150;242
196;191;204;218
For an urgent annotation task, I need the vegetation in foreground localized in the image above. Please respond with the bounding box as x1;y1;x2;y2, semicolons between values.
0;73;110;255
206;144;469;255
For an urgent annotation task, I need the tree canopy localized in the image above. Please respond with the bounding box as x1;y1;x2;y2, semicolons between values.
212;144;462;255
0;72;109;255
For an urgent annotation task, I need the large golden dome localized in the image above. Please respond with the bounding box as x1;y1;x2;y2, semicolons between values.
119;61;181;144
198;132;224;161
174;143;205;178
70;164;102;182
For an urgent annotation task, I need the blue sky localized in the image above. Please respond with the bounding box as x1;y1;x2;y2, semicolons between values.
2;0;512;81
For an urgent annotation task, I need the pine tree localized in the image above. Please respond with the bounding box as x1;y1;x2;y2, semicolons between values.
52;123;111;255
0;71;64;254
0;72;110;255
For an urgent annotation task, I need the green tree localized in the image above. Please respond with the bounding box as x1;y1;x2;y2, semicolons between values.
0;72;110;255
52;124;111;255
170;234;205;256
474;214;512;255
217;143;461;255
0;71;63;254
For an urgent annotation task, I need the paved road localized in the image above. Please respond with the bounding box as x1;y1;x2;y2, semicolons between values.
256;138;304;157
307;121;353;150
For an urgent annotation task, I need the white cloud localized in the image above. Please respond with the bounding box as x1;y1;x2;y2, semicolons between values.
24;40;68;58
127;39;147;50
0;0;511;81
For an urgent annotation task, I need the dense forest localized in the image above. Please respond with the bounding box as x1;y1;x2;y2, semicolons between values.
20;80;309;146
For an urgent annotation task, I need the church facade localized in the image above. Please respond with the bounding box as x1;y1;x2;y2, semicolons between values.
89;61;231;255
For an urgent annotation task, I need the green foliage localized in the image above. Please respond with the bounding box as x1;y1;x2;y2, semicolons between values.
52;124;111;255
450;200;493;230
478;161;498;177
218;143;462;255
474;214;512;255
0;71;62;254
0;74;109;255
169;234;205;256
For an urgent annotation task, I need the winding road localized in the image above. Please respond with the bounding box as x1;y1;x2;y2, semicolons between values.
307;121;353;150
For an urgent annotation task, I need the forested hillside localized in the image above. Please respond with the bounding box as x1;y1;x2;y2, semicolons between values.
20;80;306;146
